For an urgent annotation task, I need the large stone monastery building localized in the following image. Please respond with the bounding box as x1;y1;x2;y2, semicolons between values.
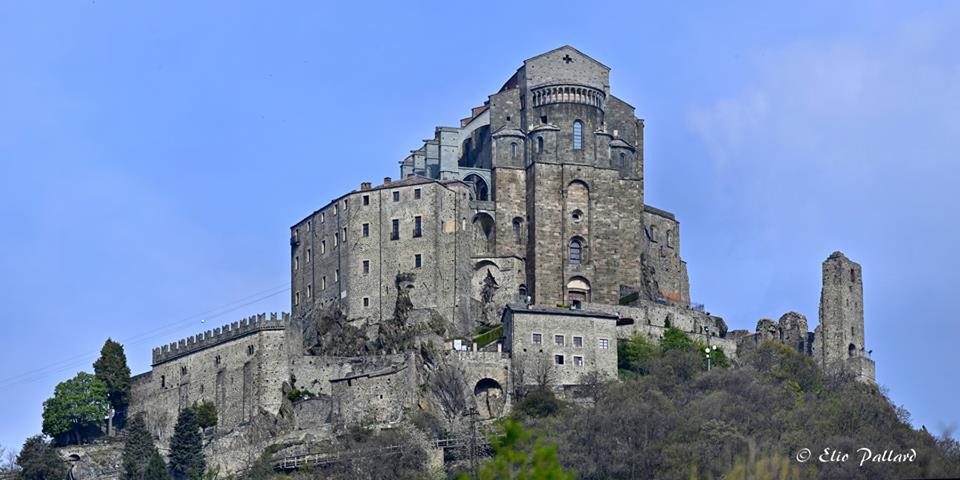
129;47;874;472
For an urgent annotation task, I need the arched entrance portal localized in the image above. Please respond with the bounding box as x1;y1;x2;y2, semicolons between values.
567;277;591;308
474;378;505;419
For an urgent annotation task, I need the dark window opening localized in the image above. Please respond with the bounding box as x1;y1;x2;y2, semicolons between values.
415;254;422;268
363;223;369;237
537;137;544;153
363;195;369;205
414;188;421;199
247;345;255;355
540;115;548;124
554;354;564;365
414;216;422;237
511;142;518;161
161;375;165;388
569;238;583;264
512;217;523;245
393;191;400;202
391;219;400;240
363;260;370;274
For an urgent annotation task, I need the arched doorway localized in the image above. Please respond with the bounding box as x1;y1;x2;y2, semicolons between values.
567;277;591;308
474;378;504;419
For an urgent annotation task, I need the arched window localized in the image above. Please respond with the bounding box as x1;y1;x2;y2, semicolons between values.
573;120;583;150
569;238;583;264
518;284;527;300
464;174;489;201
511;142;518;161
848;343;856;357
537;136;544;153
512;217;523;245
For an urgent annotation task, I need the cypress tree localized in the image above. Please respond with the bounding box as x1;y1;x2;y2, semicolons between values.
93;338;132;422
168;407;205;480
122;414;169;480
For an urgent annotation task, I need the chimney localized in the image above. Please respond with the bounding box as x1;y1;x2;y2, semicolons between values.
383;177;392;184
360;182;372;191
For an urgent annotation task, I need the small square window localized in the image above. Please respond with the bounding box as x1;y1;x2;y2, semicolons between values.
363;195;370;206
573;336;583;348
363;260;370;274
555;335;564;347
363;297;370;307
363;223;370;237
247;345;255;355
573;356;583;367
414;188;421;199
393;191;400;202
532;333;542;345
554;354;564;365
599;338;610;349
414;254;422;269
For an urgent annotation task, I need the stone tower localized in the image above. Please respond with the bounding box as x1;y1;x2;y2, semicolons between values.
813;251;876;383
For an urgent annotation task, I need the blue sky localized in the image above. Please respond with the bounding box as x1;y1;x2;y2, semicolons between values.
1;1;958;451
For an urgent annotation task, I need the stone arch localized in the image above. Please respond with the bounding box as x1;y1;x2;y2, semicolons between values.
472;213;496;255
474;378;505;419
464;174;489;201
567;276;591;306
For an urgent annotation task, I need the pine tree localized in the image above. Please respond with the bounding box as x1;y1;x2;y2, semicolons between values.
122;414;169;480
93;338;131;422
16;435;68;480
168;407;205;480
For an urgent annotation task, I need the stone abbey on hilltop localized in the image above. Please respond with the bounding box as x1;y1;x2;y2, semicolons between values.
128;46;876;473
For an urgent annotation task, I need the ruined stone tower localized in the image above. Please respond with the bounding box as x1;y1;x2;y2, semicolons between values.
813;251;876;383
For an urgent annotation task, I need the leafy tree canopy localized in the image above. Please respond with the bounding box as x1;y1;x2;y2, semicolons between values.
463;419;575;480
193;401;218;430
41;371;110;445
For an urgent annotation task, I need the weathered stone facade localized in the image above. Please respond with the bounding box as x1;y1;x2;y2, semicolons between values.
124;46;876;476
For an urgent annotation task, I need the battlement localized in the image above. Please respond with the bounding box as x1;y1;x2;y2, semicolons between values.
151;312;290;366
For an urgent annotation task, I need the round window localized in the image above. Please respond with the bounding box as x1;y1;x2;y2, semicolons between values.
571;209;584;224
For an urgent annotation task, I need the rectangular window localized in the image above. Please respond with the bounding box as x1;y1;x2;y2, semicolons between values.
294;291;300;306
573;356;583;367
573;336;583;348
320;212;325;223
554;354;564;365
321;240;326;254
334;269;339;282
363;297;370;307
414;216;422;237
415;254;422;269
307;284;312;298
342;227;347;243
333;234;338;247
306;221;311;232
555;335;564;347
363;195;370;205
391;219;400;240
532;333;542;345
294;256;299;271
306;248;312;263
599;338;609;349
334;205;338;215
363;223;370;237
393;191;400;202
414;188;421;199
343;199;348;208
321;276;327;290
363;260;370;274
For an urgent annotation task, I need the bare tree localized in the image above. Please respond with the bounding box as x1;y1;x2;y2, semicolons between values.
532;355;554;391
430;366;468;420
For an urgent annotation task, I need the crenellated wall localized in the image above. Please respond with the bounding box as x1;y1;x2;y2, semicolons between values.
152;312;290;366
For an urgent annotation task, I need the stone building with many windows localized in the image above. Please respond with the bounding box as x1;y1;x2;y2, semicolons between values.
125;46;874;475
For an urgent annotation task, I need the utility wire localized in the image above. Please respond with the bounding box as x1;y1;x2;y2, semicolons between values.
0;283;291;390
